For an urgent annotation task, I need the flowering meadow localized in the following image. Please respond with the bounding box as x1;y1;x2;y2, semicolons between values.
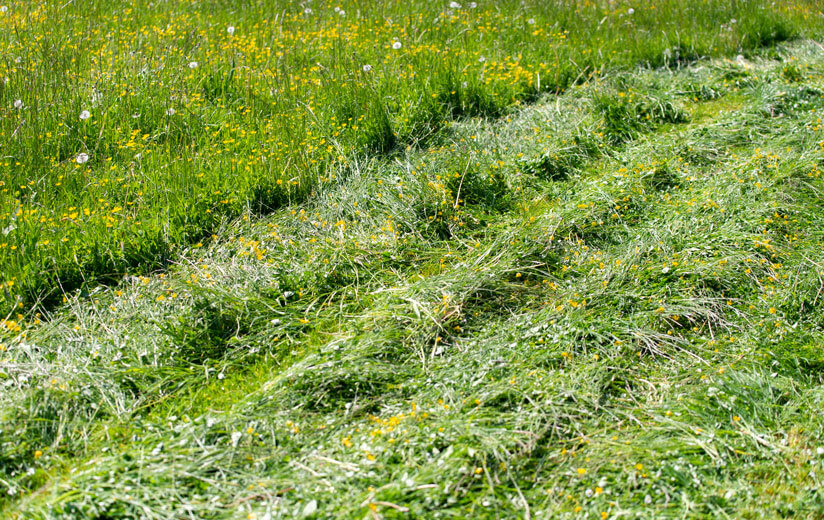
0;0;822;314
3;1;824;519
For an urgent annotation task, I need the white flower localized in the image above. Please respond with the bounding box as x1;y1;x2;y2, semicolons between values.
730;18;737;24
226;25;235;35
338;9;345;16
469;2;477;7
188;61;198;69
527;17;535;24
230;431;242;447
644;494;652;504
303;7;312;14
392;41;402;50
166;108;175;116
13;99;22;109
449;1;461;8
334;6;340;12
817;446;824;455
14;56;20;63
76;153;89;164
478;55;485;62
627;7;635;15
79;110;91;120
362;64;372;72
0;6;7;13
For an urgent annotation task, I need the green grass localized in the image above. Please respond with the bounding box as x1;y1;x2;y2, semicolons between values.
2;38;824;518
1;0;823;314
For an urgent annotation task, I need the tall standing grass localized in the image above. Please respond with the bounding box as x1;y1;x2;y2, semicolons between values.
0;0;822;315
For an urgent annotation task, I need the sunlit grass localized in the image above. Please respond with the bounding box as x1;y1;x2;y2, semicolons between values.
1;0;823;314
2;36;824;518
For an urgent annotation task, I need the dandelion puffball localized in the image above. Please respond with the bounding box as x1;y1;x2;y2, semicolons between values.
304;7;312;14
227;25;235;35
13;99;22;109
362;64;372;72
0;6;7;13
76;153;89;164
469;2;477;7
188;61;198;69
627;8;635;14
392;41;402;50
79;110;91;120
166;108;176;116
449;1;461;8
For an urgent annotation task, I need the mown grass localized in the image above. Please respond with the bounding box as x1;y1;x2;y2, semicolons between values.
1;0;823;315
2;39;824;518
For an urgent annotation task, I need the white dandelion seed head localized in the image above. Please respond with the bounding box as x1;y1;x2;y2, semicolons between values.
627;7;635;15
730;18;737;24
339;9;345;16
362;64;372;72
226;25;235;35
188;61;198;69
449;2;461;9
76;153;89;164
303;7;312;14
14;56;21;63
79;110;91;120
13;99;22;109
166;108;175;116
478;55;486;62
334;6;340;12
0;6;7;13
644;494;652;505
469;2;477;8
527;17;535;24
392;41;402;50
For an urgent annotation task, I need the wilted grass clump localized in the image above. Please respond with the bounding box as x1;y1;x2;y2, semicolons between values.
593;88;689;144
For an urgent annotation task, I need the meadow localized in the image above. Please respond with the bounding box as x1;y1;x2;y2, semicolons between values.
3;0;824;519
1;0;822;315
